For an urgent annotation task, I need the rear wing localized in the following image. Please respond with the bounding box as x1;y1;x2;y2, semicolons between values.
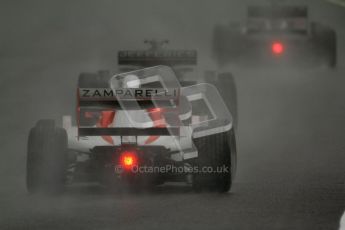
247;5;308;18
118;50;197;66
76;66;234;142
77;88;182;136
246;5;309;34
76;66;189;137
78;88;179;110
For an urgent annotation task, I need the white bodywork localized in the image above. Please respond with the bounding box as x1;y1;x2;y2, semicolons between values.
63;111;196;161
67;66;233;162
340;211;345;230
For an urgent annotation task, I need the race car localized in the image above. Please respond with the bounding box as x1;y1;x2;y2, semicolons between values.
213;4;337;68
26;66;237;194
118;39;238;126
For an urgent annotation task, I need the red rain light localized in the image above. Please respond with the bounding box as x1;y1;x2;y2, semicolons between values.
120;151;138;170
150;107;162;113
272;42;284;55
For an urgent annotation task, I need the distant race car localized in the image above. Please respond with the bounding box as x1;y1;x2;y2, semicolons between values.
26;66;237;194
214;4;337;67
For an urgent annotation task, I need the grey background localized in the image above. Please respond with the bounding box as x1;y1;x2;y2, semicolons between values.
0;0;344;229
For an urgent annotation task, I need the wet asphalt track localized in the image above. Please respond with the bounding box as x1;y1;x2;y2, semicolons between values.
0;0;344;229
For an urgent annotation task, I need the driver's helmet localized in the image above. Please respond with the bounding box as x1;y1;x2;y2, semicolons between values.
110;74;141;89
123;74;141;88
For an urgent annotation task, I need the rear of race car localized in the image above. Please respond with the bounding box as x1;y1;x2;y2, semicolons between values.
213;5;337;68
27;66;237;193
75;67;188;189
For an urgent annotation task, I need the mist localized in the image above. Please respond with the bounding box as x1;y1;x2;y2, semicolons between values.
0;0;344;229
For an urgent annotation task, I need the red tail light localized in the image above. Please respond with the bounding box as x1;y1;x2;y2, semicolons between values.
120;151;138;170
272;42;284;55
149;107;163;113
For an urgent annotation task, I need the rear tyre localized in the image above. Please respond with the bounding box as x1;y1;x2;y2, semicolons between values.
217;73;237;128
311;22;337;68
326;31;337;68
26;120;68;194
192;129;237;193
204;72;237;128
